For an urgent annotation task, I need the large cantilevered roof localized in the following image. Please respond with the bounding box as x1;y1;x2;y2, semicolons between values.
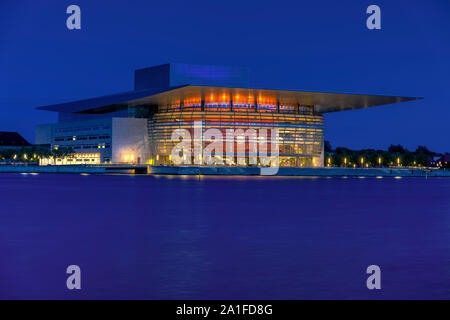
36;86;187;113
37;85;421;114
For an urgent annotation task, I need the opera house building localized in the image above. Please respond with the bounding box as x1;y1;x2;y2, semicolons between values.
36;63;419;167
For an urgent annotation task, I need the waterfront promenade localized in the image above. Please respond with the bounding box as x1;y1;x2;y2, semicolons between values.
0;164;145;174
0;164;448;177
149;166;450;177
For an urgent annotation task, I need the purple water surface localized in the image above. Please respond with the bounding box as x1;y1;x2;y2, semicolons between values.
0;173;449;299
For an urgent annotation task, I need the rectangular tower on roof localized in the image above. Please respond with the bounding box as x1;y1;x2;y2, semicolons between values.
134;63;249;90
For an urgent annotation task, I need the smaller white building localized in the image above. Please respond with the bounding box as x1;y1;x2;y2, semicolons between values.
36;117;150;165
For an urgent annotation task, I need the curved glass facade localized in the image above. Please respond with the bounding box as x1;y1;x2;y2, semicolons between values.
148;108;324;167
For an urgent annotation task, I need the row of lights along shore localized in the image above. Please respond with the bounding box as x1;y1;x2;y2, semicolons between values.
326;157;416;168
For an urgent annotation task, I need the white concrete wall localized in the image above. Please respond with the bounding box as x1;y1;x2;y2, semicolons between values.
111;118;150;164
35;124;53;144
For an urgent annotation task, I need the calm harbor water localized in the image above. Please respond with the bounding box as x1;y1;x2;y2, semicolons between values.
0;173;449;299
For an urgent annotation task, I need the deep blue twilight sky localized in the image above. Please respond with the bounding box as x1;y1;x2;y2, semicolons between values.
1;0;449;152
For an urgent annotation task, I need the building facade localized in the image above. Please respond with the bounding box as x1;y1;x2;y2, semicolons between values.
37;117;149;164
36;63;419;167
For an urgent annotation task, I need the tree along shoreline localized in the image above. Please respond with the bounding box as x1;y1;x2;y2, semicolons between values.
0;146;74;164
324;142;446;168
